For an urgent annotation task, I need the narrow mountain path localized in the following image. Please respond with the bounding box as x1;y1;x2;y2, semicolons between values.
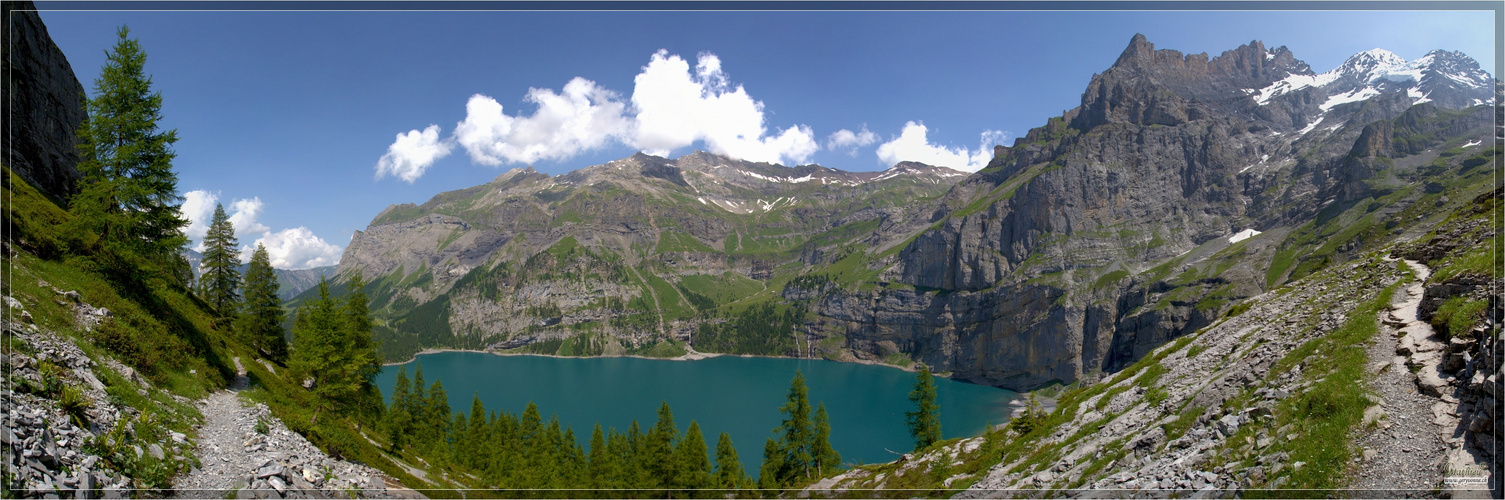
1352;259;1449;493
174;357;415;498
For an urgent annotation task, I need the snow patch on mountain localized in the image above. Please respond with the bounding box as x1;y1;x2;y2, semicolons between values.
1228;228;1262;244
742;170;815;184
1251;72;1339;105
1320;88;1381;111
1297;115;1326;135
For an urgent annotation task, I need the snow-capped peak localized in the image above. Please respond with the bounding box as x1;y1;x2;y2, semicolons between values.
1248;47;1492;107
1335;48;1422;85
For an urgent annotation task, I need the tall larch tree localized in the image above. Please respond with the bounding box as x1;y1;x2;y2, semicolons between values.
69;26;188;270
645;401;679;488
289;278;378;424
775;371;814;483
673;421;711;492
239;243;286;360
383;367;413;451
713;432;751;490
812;403;841;476
200;202;241;313
906;363;942;451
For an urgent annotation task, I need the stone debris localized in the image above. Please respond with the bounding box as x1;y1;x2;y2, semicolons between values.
2;293;419;499
172;358;413;499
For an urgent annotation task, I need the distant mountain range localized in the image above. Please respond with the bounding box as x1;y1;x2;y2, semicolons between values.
313;34;1495;390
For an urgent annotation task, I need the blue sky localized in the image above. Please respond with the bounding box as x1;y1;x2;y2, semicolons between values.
38;7;1495;269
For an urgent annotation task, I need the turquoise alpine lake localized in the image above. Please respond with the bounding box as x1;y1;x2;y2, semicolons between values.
375;351;1018;476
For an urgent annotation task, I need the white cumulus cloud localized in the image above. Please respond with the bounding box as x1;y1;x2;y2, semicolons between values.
385;50;827;182
631;50;817;165
875;122;1007;172
181;190;218;245
182;189;343;269
454;77;632;166
246;227;343;270
376;125;455;183
827;126;878;156
227;197;270;236
180;191;273;252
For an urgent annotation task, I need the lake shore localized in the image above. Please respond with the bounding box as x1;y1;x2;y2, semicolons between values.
383;346;959;380
382;345;726;366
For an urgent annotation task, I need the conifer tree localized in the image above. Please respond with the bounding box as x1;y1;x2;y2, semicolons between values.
758;438;783;489
645;401;679;488
812;403;841;476
626;419;647;488
775;371;814;483
70;26;188;266
450;412;468;463
588;424;608;487
674;421;711;493
426;380;451;448
521;402;543;443
466;395;490;468
906;364;942;451
409;366;427;425
384;367;412;451
342;273;380;381
240;243;286;360
200;203;241;313
713;432;751;490
605;429;632;489
288;278;378;424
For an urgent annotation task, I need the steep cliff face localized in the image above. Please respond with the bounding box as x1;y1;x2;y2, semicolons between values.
812;35;1495;389
3;1;86;202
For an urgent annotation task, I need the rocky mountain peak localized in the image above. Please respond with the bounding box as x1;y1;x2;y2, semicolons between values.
1112;33;1156;68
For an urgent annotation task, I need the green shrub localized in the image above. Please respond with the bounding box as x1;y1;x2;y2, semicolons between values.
1225;300;1254;318
59;385;92;426
1433;296;1487;338
1143;386;1169;407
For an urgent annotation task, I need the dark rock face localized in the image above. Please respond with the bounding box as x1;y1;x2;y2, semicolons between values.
3;1;85;202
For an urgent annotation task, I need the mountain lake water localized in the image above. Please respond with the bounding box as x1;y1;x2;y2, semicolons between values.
375;351;1019;477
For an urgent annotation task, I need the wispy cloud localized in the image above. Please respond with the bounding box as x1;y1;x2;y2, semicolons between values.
875;122;1007;172
376;125;455;183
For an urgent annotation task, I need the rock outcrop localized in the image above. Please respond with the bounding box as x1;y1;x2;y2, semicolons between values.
2;0;86;202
